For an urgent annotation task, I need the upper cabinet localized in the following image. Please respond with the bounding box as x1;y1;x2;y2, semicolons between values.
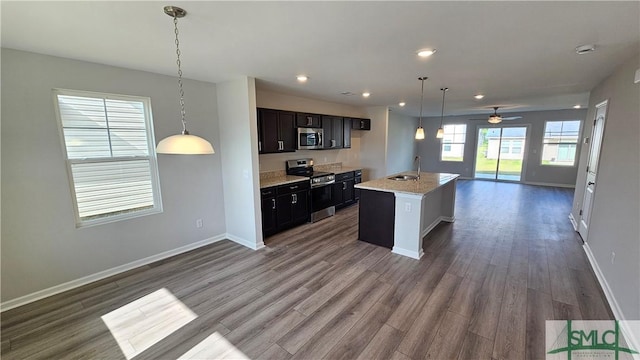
322;115;344;149
350;118;371;130
295;113;322;128
258;108;296;153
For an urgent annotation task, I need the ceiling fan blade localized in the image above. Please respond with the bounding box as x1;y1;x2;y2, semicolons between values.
501;116;522;120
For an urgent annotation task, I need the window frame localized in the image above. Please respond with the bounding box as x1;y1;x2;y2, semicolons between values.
540;120;581;167
440;124;467;162
53;88;163;228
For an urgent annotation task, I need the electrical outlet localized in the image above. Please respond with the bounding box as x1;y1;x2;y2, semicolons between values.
405;203;411;212
611;251;616;264
196;219;203;228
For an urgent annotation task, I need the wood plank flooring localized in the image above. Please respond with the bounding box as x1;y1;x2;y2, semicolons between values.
1;180;613;359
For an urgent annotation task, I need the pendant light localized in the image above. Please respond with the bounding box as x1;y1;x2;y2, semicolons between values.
436;87;448;139
156;6;215;155
415;76;427;140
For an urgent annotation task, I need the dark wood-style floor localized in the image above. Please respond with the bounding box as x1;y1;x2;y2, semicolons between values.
1;180;613;360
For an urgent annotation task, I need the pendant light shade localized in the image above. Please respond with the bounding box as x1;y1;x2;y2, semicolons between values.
436;87;448;139
157;6;215;155
415;76;428;140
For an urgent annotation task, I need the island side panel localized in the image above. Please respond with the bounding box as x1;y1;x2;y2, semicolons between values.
393;193;425;259
440;178;457;221
358;189;395;248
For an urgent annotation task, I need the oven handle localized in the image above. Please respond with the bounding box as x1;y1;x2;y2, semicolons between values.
311;179;335;188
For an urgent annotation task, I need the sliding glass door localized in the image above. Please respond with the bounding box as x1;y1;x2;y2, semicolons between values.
474;126;527;181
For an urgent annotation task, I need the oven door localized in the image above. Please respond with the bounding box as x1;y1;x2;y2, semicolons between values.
310;183;334;212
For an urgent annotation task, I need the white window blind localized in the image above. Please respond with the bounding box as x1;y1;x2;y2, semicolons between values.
54;90;162;226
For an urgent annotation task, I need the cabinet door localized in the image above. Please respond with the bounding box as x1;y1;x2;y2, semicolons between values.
296;113;321;128
343;118;352;148
332;117;344;148
321;116;333;149
343;179;355;206
261;196;277;236
333;182;345;208
291;190;309;224
278;111;296;152
276;193;293;229
258;108;279;153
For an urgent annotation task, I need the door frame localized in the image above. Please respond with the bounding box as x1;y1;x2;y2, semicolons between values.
472;124;531;182
578;99;608;242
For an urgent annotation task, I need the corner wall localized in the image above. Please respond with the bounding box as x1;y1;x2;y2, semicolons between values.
0;49;226;304
387;111;419;175
572;53;640;320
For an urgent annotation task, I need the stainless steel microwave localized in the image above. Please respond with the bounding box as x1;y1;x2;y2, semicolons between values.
298;128;323;150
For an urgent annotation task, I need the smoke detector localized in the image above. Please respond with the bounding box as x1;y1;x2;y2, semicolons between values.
575;44;596;55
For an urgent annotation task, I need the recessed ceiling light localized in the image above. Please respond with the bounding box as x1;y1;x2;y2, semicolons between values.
362;92;371;98
474;94;485;100
575;44;596;54
573;105;581;109
417;49;437;57
296;75;308;82
399;102;406;107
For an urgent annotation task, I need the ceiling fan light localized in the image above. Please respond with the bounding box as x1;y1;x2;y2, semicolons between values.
415;127;425;140
488;115;502;124
436;127;444;138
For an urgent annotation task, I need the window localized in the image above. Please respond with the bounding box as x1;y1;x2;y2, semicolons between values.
440;124;466;162
54;89;162;226
541;120;581;166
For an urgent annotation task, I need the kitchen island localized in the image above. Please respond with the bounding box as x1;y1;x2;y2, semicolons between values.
355;171;459;259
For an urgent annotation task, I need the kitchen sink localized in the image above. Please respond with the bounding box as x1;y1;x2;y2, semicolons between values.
388;175;419;181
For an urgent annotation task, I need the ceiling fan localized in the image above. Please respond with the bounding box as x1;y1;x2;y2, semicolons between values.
470;107;523;124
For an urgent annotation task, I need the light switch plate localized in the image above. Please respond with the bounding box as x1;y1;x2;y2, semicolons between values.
635;68;640;84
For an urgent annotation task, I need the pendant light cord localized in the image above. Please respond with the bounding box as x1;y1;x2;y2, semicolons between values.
439;88;448;127
173;15;189;135
419;78;425;127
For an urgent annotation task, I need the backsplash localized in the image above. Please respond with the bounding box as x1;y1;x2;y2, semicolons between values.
259;162;344;181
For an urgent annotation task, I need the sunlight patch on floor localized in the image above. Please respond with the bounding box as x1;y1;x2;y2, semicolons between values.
178;332;250;359
101;288;197;359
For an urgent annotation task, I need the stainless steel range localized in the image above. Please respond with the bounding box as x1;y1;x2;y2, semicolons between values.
286;159;336;222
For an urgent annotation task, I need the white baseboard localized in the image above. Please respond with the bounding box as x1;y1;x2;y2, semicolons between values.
226;233;265;250
421;216;447;238
583;243;624;319
0;234;227;312
392;246;423;260
569;213;578;231
524;181;576;188
584;243;640;357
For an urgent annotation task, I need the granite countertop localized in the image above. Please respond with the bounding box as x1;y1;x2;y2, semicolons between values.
355;171;459;196
260;175;308;189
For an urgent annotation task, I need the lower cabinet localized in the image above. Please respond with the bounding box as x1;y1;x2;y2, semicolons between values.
261;181;310;237
334;171;356;209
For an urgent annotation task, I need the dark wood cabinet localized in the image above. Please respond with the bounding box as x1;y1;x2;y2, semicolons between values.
343;118;352;148
261;180;310;237
296;113;322;128
322;115;344;149
351;118;371;130
334;171;356;209
260;187;277;237
258;108;296;153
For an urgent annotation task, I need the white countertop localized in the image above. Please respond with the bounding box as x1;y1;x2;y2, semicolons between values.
355;171;459;196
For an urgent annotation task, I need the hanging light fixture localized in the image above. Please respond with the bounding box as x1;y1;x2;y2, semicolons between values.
436;87;448;139
415;76;427;140
157;6;215;155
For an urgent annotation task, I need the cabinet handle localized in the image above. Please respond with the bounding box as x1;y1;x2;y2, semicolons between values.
292;193;297;204
331;139;336;148
307;116;313;126
258;141;262;152
290;185;298;190
343;182;346;190
272;198;276;209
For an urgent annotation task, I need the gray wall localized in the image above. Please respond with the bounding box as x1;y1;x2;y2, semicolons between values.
416;109;587;186
1;49;226;302
571;54;640;320
387;110;419;175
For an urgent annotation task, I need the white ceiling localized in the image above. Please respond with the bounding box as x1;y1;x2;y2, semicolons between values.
2;1;639;117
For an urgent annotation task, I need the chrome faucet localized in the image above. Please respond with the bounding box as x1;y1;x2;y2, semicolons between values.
414;155;421;180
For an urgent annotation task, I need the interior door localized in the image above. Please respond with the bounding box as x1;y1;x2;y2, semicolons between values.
579;100;607;241
474;126;528;181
